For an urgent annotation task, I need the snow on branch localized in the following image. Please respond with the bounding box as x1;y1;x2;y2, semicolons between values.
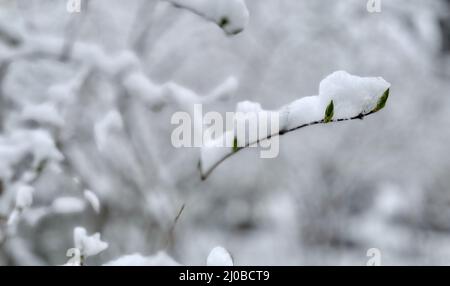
199;71;391;180
166;0;249;35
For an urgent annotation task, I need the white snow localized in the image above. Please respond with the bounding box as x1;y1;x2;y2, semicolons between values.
206;246;233;266
286;71;390;129
168;0;249;35
319;71;390;118
84;190;101;213
51;197;86;214
73;227;108;258
103;252;181;266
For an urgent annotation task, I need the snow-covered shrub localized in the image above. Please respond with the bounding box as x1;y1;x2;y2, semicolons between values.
0;0;448;266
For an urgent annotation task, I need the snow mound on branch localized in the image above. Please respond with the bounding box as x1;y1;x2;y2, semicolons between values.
207;246;234;266
73;227;108;258
169;0;249;35
103;252;181;266
286;71;390;129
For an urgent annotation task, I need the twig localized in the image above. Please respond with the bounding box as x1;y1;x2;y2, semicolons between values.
164;203;186;250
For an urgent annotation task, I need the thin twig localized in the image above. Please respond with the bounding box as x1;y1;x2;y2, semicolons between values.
164;203;186;250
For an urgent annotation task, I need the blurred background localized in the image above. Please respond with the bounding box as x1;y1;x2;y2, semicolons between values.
1;0;450;266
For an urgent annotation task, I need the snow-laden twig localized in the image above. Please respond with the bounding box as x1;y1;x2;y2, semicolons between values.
199;71;391;180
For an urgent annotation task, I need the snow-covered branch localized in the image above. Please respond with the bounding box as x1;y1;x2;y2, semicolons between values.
199;71;391;180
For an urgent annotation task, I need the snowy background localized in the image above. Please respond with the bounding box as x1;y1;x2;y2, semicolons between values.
1;0;450;266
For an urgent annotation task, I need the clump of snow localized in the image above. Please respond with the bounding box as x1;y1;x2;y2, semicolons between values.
319;71;390;117
286;71;390;129
104;252;181;266
84;190;100;213
51;197;86;214
73;227;108;258
206;246;234;266
169;0;249;35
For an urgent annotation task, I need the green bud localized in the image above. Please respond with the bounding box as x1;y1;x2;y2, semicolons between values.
373;88;390;112
324;100;334;123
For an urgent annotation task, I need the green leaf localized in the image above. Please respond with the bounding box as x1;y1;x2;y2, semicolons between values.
373;88;390;112
232;137;239;152
324;100;334;123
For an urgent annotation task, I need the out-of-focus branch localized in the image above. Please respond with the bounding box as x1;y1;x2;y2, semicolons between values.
0;19;23;47
60;0;91;61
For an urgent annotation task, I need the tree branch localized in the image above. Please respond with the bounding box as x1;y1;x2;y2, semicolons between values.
199;109;379;181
